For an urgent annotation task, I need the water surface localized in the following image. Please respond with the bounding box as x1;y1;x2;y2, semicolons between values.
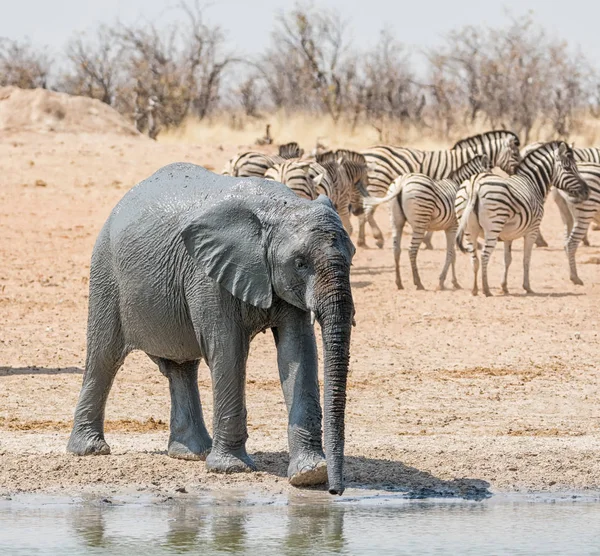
1;491;600;555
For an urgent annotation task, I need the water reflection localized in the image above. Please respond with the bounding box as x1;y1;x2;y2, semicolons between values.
285;504;345;554
2;493;600;555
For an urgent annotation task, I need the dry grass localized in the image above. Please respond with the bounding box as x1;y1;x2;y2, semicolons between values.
159;111;600;151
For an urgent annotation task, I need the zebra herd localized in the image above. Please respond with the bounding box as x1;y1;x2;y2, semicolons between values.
222;131;600;296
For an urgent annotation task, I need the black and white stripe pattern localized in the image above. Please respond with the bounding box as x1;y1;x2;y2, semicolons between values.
222;142;304;177
521;142;600;248
456;141;589;296
264;161;319;200
556;162;600;285
222;151;284;177
359;130;521;248
364;156;491;290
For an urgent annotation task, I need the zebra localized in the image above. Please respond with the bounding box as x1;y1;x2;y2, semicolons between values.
264;160;321;200
363;156;491;291
222;142;303;177
279;142;304;159
456;142;589;296
311;150;370;234
556;162;600;285
522;142;600;247
359;130;521;248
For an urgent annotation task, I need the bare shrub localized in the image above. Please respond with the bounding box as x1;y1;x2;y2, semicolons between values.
0;38;51;89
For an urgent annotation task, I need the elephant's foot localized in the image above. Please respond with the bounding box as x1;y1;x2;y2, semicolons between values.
67;429;110;456
205;448;256;474
168;433;212;461
288;452;328;487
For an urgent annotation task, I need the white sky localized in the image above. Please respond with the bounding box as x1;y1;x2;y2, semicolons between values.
2;0;599;65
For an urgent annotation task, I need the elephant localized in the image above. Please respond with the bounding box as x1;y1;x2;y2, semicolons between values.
67;162;355;495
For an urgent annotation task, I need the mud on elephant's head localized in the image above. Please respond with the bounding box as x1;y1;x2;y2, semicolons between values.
182;187;355;494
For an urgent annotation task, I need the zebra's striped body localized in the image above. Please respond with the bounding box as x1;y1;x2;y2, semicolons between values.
555;162;600;284
359;130;521;248
264;161;318;200
222;142;304;177
456;142;589;296
222;151;284;177
364;156;490;290
521;143;600;247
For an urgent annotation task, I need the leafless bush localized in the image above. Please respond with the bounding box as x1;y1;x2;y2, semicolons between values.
258;3;354;121
0;38;51;89
427;16;596;142
60;26;122;104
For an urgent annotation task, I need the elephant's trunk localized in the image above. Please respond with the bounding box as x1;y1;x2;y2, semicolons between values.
315;262;353;495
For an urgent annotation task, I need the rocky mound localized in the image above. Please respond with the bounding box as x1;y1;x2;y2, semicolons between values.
0;86;141;136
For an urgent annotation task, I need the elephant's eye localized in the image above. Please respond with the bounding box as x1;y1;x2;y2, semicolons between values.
295;258;307;270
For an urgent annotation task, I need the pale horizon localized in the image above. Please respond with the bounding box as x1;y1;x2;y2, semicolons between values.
3;0;599;64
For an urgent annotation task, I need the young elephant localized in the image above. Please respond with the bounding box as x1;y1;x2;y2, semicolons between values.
67;163;355;495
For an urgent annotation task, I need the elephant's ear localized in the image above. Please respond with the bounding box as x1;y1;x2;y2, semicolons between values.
182;199;272;309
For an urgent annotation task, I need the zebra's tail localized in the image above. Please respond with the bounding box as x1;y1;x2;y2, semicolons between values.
361;176;405;210
456;177;481;254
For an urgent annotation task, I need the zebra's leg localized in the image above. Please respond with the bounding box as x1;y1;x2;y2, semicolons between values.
522;231;538;294
566;217;592;285
391;200;406;290
408;227;427;290
480;234;500;297
470;245;480;296
423;231;434;250
339;207;353;236
535;230;548;248
439;226;460;290
357;213;367;247
555;191;575;245
500;240;513;294
368;206;385;249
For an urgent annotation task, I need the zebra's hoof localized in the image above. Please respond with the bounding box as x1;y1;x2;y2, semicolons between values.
484;290;493;297
501;286;509;295
524;288;534;295
375;240;384;249
416;284;425;291
471;289;478;296
437;283;446;291
452;282;462;290
571;277;584;286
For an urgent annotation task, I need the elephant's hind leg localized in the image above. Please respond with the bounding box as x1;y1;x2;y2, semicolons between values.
67;287;127;456
158;359;212;460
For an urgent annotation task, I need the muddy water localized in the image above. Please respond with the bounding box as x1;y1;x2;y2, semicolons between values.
1;491;600;555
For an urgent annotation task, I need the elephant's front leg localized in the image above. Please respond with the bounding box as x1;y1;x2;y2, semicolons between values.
273;309;327;487
157;359;212;460
203;332;256;473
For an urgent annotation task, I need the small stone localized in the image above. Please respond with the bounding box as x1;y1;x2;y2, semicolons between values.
35;179;47;187
175;486;187;493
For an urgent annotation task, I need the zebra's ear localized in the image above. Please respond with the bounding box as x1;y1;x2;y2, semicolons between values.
557;142;568;157
311;173;324;187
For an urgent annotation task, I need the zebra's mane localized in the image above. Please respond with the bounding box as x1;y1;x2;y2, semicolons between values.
518;141;564;167
452;130;520;150
335;149;366;165
279;142;304;159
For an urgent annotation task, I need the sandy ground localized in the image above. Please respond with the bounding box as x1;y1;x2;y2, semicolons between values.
1;130;599;498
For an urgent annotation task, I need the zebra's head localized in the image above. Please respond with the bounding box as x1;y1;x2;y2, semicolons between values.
495;136;521;174
553;142;589;203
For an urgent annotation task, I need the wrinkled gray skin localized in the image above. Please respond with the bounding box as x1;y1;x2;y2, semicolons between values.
67;163;355;495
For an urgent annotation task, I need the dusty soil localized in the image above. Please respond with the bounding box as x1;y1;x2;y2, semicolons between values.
1;130;599;498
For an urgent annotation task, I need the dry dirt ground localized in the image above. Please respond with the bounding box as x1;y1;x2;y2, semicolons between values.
1;131;599;498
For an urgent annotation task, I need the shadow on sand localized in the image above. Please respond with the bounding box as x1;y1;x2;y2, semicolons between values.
252;451;491;500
